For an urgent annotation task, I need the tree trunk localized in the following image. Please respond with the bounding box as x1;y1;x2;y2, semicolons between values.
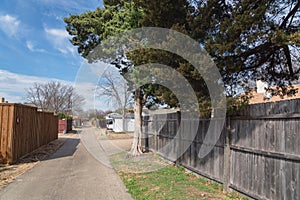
122;108;126;132
129;88;143;156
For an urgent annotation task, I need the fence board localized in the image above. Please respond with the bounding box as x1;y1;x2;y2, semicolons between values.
0;104;58;163
143;98;300;199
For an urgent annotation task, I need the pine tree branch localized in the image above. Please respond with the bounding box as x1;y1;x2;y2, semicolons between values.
280;1;300;29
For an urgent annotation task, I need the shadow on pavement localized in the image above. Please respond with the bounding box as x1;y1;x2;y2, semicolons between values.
46;138;80;160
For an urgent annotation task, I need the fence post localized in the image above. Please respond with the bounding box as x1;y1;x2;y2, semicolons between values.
154;126;158;153
175;111;181;166
223;117;231;191
143;116;149;152
153;134;157;153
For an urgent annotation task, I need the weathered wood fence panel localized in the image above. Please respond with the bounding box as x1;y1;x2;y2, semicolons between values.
229;117;300;200
0;104;14;163
143;113;225;182
96;119;107;129
143;99;300;200
0;104;58;163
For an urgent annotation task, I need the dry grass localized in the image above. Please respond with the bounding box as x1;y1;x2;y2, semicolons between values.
106;132;133;140
110;152;169;173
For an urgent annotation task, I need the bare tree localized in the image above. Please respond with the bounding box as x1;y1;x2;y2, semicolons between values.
98;71;132;131
26;81;85;114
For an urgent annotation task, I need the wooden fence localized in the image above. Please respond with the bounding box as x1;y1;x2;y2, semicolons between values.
142;99;300;200
0;103;58;163
95;119;107;129
58;119;72;133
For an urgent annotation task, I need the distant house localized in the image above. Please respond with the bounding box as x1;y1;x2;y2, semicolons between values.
248;81;300;104
105;113;134;132
105;113;121;130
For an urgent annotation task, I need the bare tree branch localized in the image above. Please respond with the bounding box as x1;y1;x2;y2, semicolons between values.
97;71;132;131
26;81;85;115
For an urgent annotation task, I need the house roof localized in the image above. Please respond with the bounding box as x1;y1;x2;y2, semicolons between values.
106;113;122;119
143;108;180;115
248;84;300;104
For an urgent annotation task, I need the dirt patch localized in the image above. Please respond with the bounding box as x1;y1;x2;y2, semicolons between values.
110;152;169;173
109;139;132;152
106;132;133;140
187;185;221;200
0;138;65;189
58;132;79;138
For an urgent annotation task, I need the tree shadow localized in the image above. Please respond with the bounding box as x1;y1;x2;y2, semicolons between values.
46;138;80;160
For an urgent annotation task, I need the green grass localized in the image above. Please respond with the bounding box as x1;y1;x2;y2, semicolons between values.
110;152;248;200
118;166;221;200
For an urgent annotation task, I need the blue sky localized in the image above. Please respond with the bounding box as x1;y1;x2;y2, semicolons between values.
0;0;117;110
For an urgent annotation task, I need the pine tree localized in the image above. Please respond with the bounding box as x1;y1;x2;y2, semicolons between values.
192;0;300;96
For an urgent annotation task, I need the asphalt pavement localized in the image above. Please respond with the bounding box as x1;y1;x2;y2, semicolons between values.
0;127;133;200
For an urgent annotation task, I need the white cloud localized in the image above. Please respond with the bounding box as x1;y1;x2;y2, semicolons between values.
0;14;20;37
44;27;75;55
26;40;46;52
74;82;102;110
0;70;67;103
0;70;109;111
70;61;123;111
